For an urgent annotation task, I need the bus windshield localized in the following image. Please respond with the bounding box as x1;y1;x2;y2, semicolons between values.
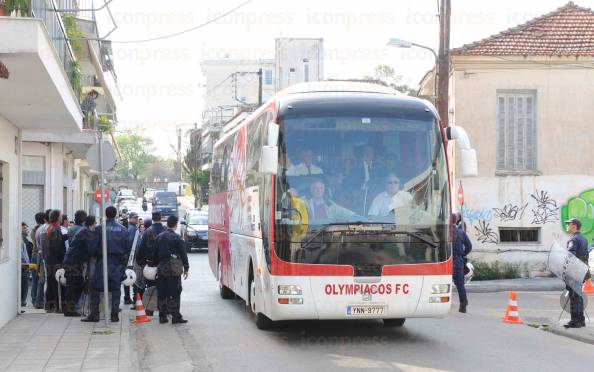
274;114;450;266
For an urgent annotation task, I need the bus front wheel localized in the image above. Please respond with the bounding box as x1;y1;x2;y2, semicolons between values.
383;318;406;327
249;275;273;330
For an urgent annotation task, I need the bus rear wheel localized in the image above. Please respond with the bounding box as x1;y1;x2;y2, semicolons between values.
383;318;406;327
249;275;273;330
218;261;234;299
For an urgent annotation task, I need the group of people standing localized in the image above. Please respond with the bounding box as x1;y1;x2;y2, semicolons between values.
21;207;190;324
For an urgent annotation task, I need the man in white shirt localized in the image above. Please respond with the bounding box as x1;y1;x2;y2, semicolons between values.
287;149;323;176
368;174;413;217
306;179;356;223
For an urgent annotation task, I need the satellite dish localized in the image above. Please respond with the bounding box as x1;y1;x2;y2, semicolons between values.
86;141;117;172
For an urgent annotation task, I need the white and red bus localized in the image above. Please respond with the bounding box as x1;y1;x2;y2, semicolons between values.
208;81;476;329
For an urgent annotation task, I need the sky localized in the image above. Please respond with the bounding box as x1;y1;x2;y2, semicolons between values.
92;0;594;158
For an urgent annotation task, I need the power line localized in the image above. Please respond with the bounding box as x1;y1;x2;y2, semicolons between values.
108;0;254;44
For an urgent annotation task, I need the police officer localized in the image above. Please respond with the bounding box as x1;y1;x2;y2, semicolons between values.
63;215;97;317
122;212;139;305
82;206;128;323
563;218;589;328
155;216;189;324
452;213;472;313
136;211;166;315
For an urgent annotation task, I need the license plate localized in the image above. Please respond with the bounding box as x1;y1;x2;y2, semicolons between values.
346;305;386;316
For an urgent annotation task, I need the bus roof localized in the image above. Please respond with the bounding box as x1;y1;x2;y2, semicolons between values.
277;81;402;96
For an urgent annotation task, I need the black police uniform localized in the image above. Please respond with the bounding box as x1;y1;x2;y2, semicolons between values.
63;226;96;316
136;222;166;286
83;219;128;322
452;224;472;312
154;229;189;323
566;231;589;326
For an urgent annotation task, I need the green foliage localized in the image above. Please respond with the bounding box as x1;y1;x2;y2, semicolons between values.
98;115;113;133
561;189;594;245
114;134;157;181
471;261;521;281
187;169;210;204
71;61;81;96
4;0;29;15
363;64;417;96
62;14;84;55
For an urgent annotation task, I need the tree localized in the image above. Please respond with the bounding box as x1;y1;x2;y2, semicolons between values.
114;134;157;182
144;159;177;182
183;129;209;207
363;64;417;96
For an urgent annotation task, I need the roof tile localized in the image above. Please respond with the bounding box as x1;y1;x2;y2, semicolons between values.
451;2;594;56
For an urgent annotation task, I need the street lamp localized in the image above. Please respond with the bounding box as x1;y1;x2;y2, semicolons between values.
386;38;438;100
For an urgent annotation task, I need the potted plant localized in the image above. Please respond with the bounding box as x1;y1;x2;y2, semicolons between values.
3;0;29;16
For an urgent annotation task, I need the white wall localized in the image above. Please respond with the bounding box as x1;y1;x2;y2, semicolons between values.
0;115;20;329
201;59;275;113
275;38;324;91
22;142;74;213
450;57;594;275
460;175;594;277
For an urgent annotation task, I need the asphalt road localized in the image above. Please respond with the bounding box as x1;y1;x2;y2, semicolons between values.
132;252;594;372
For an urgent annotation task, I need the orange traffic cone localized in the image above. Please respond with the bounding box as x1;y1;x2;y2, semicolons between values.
501;291;523;324
132;293;151;324
583;279;594;295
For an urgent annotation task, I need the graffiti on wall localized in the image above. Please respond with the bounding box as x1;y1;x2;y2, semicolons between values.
530;190;559;225
465;189;560;245
561;189;594;244
474;220;499;244
493;203;528;222
461;205;493;225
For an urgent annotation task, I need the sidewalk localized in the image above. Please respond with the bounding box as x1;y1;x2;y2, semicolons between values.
467;278;594;345
549;321;594;345
464;277;565;293
0;310;137;372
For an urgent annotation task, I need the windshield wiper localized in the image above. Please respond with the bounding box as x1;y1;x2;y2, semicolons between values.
391;230;438;248
300;222;365;250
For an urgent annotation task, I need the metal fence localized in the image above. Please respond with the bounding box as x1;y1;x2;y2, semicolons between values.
30;0;80;99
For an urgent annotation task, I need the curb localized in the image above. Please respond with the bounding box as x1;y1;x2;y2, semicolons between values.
461;279;565;293
549;325;594;345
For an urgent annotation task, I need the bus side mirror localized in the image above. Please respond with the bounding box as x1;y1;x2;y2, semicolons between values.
445;126;478;177
261;146;278;175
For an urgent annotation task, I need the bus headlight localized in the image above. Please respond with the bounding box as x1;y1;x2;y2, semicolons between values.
431;284;450;294
278;285;302;295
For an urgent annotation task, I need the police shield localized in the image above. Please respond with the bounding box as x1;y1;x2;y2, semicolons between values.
547;241;589;295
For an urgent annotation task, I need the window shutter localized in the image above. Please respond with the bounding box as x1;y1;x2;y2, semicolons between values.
525;96;536;170
496;97;506;169
496;92;537;172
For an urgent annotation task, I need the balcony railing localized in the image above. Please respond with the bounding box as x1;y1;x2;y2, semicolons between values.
29;0;81;100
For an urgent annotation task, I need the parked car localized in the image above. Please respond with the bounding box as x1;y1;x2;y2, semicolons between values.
116;189;136;205
181;212;208;251
153;191;179;219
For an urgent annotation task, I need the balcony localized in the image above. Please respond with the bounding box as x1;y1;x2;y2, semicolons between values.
0;1;83;131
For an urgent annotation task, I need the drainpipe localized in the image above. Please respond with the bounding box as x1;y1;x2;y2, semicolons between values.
16;129;23;316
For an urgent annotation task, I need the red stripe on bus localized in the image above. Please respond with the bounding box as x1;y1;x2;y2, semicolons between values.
270;251;452;276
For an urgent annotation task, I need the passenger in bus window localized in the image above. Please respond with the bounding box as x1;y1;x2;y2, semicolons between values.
286;148;324;176
305;179;356;223
348;145;386;195
368;174;413;219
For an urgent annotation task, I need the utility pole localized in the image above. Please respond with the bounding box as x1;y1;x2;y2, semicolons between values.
437;0;451;127
177;126;182;196
258;68;263;106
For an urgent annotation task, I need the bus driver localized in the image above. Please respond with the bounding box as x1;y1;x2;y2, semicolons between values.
368;174;413;218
